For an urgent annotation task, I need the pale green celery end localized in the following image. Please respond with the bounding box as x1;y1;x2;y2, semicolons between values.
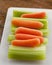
13;10;30;17
41;38;48;45
40;29;49;36
11;25;16;34
8;35;15;42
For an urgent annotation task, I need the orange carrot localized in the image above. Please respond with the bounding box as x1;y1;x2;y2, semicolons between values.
15;34;44;43
21;12;46;18
12;38;40;47
15;27;43;36
12;19;43;29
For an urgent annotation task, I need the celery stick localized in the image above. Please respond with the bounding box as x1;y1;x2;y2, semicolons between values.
8;35;15;42
13;10;47;19
13;10;30;17
40;29;49;36
11;25;17;33
8;45;46;60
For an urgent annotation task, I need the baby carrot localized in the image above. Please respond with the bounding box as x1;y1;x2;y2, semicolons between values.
12;38;40;47
12;19;43;29
15;34;44;43
21;12;46;18
15;27;43;36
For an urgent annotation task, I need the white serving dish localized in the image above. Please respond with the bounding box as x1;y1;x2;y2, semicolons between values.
0;7;52;65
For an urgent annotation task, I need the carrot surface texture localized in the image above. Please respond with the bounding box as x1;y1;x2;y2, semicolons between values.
15;27;43;36
21;12;46;19
15;34;44;43
12;19;43;29
12;38;40;47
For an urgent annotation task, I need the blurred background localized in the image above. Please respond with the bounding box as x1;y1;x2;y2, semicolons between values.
0;0;52;41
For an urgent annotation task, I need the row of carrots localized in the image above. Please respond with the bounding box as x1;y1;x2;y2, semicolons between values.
11;12;46;47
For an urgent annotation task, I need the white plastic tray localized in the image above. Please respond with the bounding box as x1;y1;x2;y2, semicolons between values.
0;7;52;65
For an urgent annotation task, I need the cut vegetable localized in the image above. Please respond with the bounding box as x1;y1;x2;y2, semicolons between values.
8;34;44;43
12;18;44;29
40;29;49;36
13;10;47;19
11;25;48;36
8;10;48;61
12;38;40;47
12;17;48;29
15;27;43;36
21;12;46;19
8;35;48;45
8;45;46;60
15;34;44;43
13;10;30;17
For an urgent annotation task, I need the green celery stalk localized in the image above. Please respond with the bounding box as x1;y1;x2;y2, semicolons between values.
13;10;47;19
13;10;30;17
8;45;46;60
